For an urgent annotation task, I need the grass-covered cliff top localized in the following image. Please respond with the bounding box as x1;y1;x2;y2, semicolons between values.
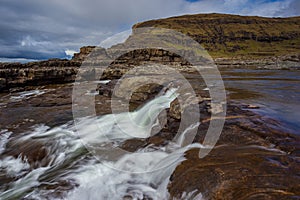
133;13;300;59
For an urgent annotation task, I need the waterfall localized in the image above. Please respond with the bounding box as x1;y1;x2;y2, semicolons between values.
0;88;204;200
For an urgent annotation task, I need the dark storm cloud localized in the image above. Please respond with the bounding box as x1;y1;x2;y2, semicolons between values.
0;0;186;59
0;0;298;60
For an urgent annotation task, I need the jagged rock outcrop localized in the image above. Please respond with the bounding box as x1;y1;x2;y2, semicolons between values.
72;46;96;62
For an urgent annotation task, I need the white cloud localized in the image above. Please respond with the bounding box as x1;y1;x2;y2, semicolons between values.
65;49;78;57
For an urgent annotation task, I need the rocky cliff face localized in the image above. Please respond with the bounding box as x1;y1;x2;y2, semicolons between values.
133;13;300;59
73;14;300;70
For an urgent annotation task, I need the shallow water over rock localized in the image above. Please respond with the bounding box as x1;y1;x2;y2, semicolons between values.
221;68;300;134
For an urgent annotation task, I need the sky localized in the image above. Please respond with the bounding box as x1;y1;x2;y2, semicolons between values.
0;0;299;61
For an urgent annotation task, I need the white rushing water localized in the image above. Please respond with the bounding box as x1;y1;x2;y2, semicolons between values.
10;89;47;101
0;88;205;200
0;130;12;154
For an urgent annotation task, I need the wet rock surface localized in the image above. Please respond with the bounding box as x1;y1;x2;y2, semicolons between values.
169;105;300;199
0;74;299;199
169;145;300;200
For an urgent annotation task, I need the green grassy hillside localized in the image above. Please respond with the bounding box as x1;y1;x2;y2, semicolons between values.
133;13;300;59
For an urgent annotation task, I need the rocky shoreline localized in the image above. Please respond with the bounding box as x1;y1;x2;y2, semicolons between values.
1;52;299;198
0;46;299;93
215;54;300;69
0;59;80;92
